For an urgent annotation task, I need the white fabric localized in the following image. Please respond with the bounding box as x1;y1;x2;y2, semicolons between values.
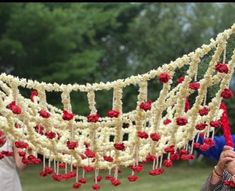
0;139;22;191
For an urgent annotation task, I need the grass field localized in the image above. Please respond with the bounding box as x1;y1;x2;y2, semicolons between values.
19;160;214;191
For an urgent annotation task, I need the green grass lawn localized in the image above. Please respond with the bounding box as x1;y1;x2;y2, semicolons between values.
20;161;213;191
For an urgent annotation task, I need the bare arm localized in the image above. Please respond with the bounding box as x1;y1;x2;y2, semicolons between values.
12;143;27;171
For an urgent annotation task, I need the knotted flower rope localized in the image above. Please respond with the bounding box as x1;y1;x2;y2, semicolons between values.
0;23;235;189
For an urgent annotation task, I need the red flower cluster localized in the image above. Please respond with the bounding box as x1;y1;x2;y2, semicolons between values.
150;133;161;141
199;107;209;116
170;153;180;161
131;164;143;173
73;182;81;189
45;131;56;139
87;113;100;122
15;141;29;149
145;153;156;162
85;149;96;158
195;123;207;130
137;131;148;139
92;184;101;190
139;100;152;111
111;178;121;186
107;110;120;118
163;119;172;125
22;154;41;165
62;110;74;120
159;73;171;83
215;63;229;73
39;109;50;118
149;168;164;176
163;159;173;168
180;154;194;160
189;82;200;90
164;145;175;153
67;141;78;150
84;166;94;173
210;120;222;128
224;180;235;188
114;143;125;151
103;155;113;162
221;88;233;99
128;175;138;182
199;143;210;152
78;178;87;184
7;101;21;114
39;167;54;177
176;117;188;126
30;90;38;102
177;76;184;84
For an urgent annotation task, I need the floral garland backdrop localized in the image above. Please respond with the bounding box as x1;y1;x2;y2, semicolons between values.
0;23;235;190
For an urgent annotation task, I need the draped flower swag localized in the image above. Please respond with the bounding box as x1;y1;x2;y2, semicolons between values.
0;23;235;190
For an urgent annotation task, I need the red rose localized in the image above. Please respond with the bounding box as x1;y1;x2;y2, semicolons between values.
39;170;47;177
150;133;161;141
45;131;56;139
199;143;210;152
18;151;26;157
163;119;172;125
139;101;152;111
105;175;114;181
176;117;188;126
180;149;188;155
114;143;125;151
59;162;65;169
62;110;74;120
163;159;173;168
137;131;149;139
146;153;156;162
128;175;138;182
30;90;38;102
92;184;100;190
87;113;100;122
85;149;96;158
204;138;215;147
67;141;78;150
15;141;28;149
39;109;50;118
177;76;184;84
221;88;233;99
193;143;200;149
52;174;63;182
170;153;180;161
149;168;164;176
181;154;194;160
131;165;143;173
45;167;54;174
164;145;175;153
94;176;102;182
159;73;171;83
210;120;222;128
73;182;81;189
7;101;21;114
195;123;207;130
103;156;113;162
107;110;120;118
199;107;209;116
189;82;200;90
111;178;121;186
84;166;94;173
215;63;229;73
79;178;87;184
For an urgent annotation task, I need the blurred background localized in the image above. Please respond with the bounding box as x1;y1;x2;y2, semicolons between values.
0;2;235;191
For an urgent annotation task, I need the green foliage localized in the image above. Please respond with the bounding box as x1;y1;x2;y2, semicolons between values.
0;3;235;130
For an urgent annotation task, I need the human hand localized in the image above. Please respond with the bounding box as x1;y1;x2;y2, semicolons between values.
216;145;235;175
225;159;235;176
